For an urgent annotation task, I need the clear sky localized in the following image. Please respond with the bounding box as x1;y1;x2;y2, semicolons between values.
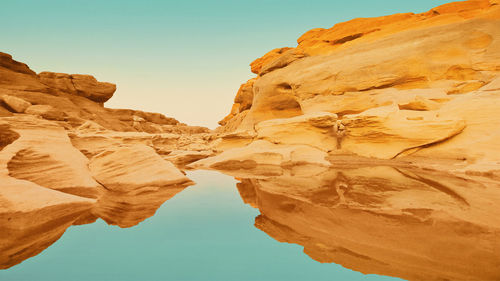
1;0;454;128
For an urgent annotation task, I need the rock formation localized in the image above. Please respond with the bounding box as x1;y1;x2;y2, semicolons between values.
196;4;500;278
0;51;211;134
213;0;500;176
0;51;214;269
1;0;500;277
89;144;192;191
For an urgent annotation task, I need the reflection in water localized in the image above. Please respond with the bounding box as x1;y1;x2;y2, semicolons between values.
0;202;91;269
0;182;192;269
94;183;192;228
1;165;499;281
233;165;500;281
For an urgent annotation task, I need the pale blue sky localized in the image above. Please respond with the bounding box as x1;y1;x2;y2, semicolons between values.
0;0;453;127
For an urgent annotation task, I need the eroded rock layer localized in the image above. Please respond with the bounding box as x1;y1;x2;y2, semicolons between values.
1;0;500;275
0;51;214;269
215;0;500;175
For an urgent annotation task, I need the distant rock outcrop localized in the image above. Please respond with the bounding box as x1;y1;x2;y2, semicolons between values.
0;51;209;134
38;72;116;103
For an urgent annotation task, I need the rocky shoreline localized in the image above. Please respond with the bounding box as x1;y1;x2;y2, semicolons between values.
1;0;500;275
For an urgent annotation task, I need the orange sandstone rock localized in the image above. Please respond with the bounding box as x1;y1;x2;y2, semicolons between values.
38;72;116;103
250;47;293;74
214;0;500;174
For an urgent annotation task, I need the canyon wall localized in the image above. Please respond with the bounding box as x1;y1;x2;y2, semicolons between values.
0;52;215;268
213;0;500;175
2;0;500;272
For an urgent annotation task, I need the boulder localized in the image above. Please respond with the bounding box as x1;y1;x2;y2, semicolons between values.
38;72;116;103
89;144;192;192
25;104;66;121
1;95;31;113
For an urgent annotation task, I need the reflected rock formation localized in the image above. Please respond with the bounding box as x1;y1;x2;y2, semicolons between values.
0;178;192;269
0;103;196;269
234;165;500;281
0;178;95;269
86;143;194;228
92;182;193;228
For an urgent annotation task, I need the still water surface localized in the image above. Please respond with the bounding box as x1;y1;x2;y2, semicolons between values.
0;171;402;281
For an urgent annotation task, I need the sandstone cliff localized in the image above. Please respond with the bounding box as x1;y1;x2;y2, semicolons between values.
200;5;500;277
0;52;213;268
214;0;500;176
1;0;500;274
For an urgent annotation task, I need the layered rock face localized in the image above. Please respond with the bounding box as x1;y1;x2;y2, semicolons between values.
0;51;214;167
198;6;500;278
1;0;499;274
0;51;210;134
0;52;212;269
215;0;500;175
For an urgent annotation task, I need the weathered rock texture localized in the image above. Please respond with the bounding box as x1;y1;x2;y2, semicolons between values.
0;51;214;269
0;51;211;135
215;0;500;176
89;144;192;191
199;5;500;279
1;0;500;274
38;72;116;103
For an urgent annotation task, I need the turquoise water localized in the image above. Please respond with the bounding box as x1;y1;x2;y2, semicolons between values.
0;171;401;281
